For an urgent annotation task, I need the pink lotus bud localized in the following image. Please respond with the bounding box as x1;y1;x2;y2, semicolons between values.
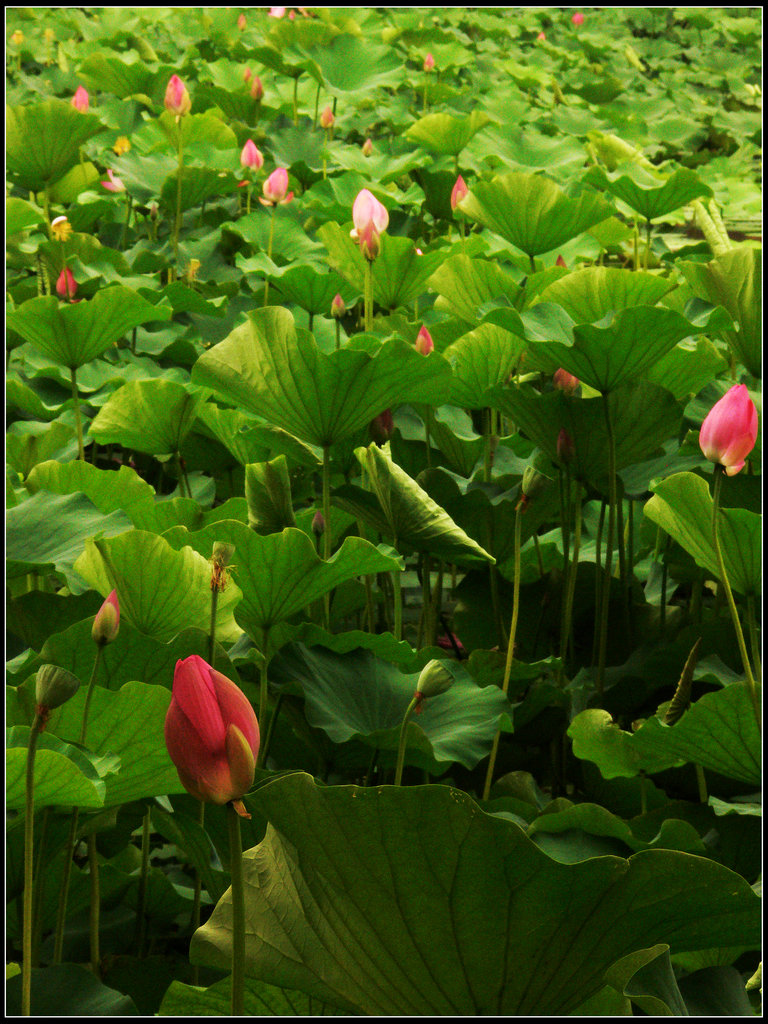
164;655;260;805
71;85;89;112
450;174;468;211
553;368;579;394
423;52;435;72
370;409;394;444
164;74;191;117
240;139;264;170
56;266;77;302
92;589;120;646
237;12;247;30
572;11;584;26
260;167;292;205
250;75;264;101
415;326;434;355
415;247;423;256
243;67;252;83
289;9;295;19
312;510;325;536
698;384;758;477
361;137;373;157
102;168;126;193
557;428;575;464
269;6;286;16
320;105;334;129
555;254;567;268
350;188;389;260
330;293;346;318
537;31;546;41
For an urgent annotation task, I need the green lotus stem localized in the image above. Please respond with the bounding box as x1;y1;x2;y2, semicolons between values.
191;800;205;987
260;692;284;769
633;219;639;270
363;259;374;332
226;802;246;1015
596;395;617;697
529;254;536;275
460;216;466;254
52;808;79;963
135;807;151;957
246;185;252;216
639;771;648;816
120;194;133;250
257;628;271;767
313;82;320;128
263;205;276;307
423;79;428;114
70;367;85;461
172;125;184;280
322;445;332;629
42;185;52;236
292;75;299;126
533;534;545;578
591;497;607;670
695;763;708;804
660;532;671;637
35;253;47;296
209;586;219;668
31;807;50;967
22;711;44;1016
87;834;101;974
392;536;403;642
418;555;431;649
175;451;189;499
746;594;761;683
80;646;103;747
690;570;704;628
394;694;421;786
483;502;523;800
711;467;760;729
334;320;341;351
644;220;652;270
559;481;582;683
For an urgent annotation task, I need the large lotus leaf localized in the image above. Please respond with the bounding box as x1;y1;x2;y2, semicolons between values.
335;443;493;565
300;32;402;94
195;404;320;468
271;644;513;771
6;422;78;479
26;460;156;524
73;531;243;643
6;99;104;190
227;209;325;263
271;265;347;315
6;726;110;811
511;304;705;394
428;254;521;323
679;248;761;377
160;975;347;1016
536;266;674;323
457;171;614;257
644;472;761;596
444;323;527;409
245;457;296;535
190;773;760;1016
318;222;444;310
644;337;729;403
6;963;138;1017
425;408;486;478
405;110;491;156
489;382;683;487
6;491;132;583
89;380;208;456
6;287;171;370
585;165;712;221
272;621;437;673
160;521;403;633
77;51;156;98
569;682;760;786
6;197;45;236
160;166;239;214
191;307;452;447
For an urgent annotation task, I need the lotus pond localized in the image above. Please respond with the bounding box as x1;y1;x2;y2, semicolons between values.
5;5;762;1018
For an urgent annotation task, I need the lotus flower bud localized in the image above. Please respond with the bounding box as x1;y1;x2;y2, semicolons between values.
250;75;264;101
320;105;334;129
555;254;567;268
56;266;77;301
416;659;454;698
572;11;584;26
36;664;80;713
237;12;247;30
557;428;575;464
243;66;252;83
537;31;546;41
71;85;89;112
164;74;191;117
92;590;120;646
698;384;758;476
261;167;293;205
350;188;389;261
370;409;394;445
240;139;264;170
553;368;579;394
415;326;434;355
361;137;373;157
330;293;346;319
269;6;286;16
423;53;435;72
451;174;468;212
312;510;325;537
164;655;260;805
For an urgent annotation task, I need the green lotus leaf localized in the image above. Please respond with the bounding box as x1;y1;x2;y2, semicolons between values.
245;456;296;534
6;197;45;236
190;773;760;1015
271;264;348;315
191;306;452;448
6;98;105;191
444;323;526;408
160;166;239;214
89;380;209;456
6;422;78;478
73;530;243;643
6;287;172;370
458;171;615;257
585;164;713;221
405;110;491;156
644;472;761;596
429;254;521;323
644;337;728;402
159;975;346;1017
76;51;156;99
6;963;138;1017
6;727;109;811
301;32;402;94
536;266;674;323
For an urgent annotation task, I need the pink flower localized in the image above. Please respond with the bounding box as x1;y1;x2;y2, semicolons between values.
243;67;252;83
415;247;423;256
71;85;89;112
240;139;264;170
555;254;567;268
361;137;373;157
350;188;389;261
164;74;191;117
320;105;334;130
237;12;246;30
537;31;546;41
164;655;260;805
330;293;346;318
92;590;120;646
450;174;468;211
572;11;584;26
56;266;77;302
250;75;264;101
415;326;434;355
260;167;293;205
269;6;286;16
102;168;126;193
423;52;435;72
553;368;579;394
699;384;758;476
370;409;394;444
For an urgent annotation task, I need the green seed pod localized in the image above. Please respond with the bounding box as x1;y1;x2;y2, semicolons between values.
521;465;548;500
212;541;235;568
35;664;81;711
416;659;454;698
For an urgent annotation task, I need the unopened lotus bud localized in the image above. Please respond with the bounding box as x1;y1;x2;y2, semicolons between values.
521;465;548;500
361;137;373;157
423;53;435;72
555;254;567;268
164;74;191;117
553;368;579;394
320;105;334;129
416;659;453;698
312;511;325;537
250;75;264;101
557;428;575;464
71;85;89;112
240;139;264;170
450;174;468;211
56;266;77;301
330;293;346;319
243;66;252;83
415;326;434;355
149;201;159;221
537;31;546;41
261;167;292;205
370;409;394;445
572;11;585;26
237;12;247;30
92;590;120;646
36;664;81;712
